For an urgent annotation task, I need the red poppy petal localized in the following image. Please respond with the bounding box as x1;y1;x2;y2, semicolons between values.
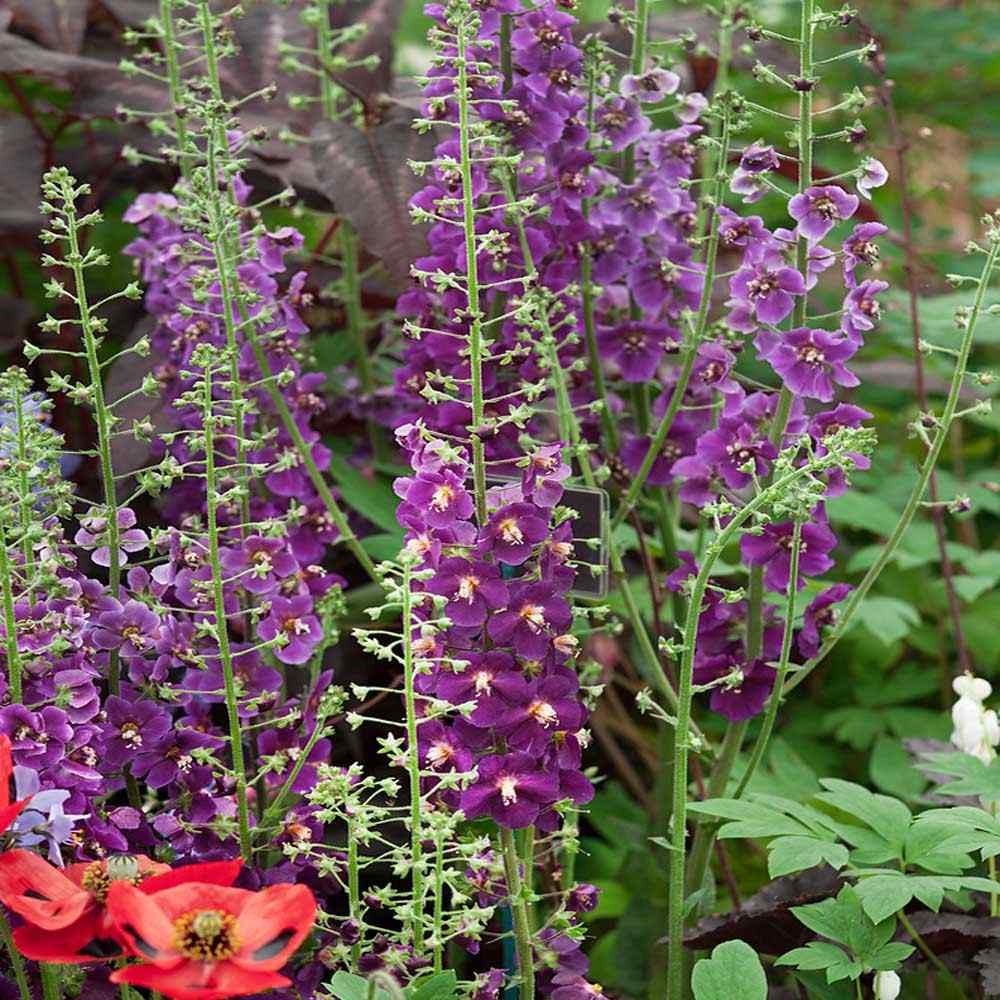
232;884;316;972
106;881;182;969
0;798;28;834
145;884;251;923
0;734;13;809
13;912;125;964
0;850;89;930
141;859;243;895
112;961;289;1000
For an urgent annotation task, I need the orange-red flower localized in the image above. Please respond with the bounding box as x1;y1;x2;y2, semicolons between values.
0;734;29;833
0;849;242;964
107;880;316;1000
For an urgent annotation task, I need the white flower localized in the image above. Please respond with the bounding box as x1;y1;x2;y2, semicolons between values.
873;970;901;1000
951;674;1000;764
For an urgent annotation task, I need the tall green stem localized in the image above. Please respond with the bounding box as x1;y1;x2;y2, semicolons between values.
500;827;536;1000
733;522;803;798
0;908;31;1000
456;17;488;524
202;362;252;861
401;559;425;948
159;0;192;180
664;459;827;1000
0;539;22;703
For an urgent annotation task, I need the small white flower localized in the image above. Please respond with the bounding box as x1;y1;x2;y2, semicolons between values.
953;673;992;703
951;674;1000;764
873;970;901;1000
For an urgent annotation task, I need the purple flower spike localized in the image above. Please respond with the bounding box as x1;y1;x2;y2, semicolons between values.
460;752;560;828
763;327;860;402
788;185;860;242
401;470;476;529
620;67;680;103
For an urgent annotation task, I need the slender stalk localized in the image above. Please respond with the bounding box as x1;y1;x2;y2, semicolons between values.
40;965;60;1000
12;382;35;578
456;16;488;524
500;827;536;1000
202;362;252;862
622;0;650;184
898;909;961;991
401;559;425;948
733;521;803;798
433;828;446;973
347;815;362;964
664;458;828;1000
784;234;1000;695
0;908;31;1000
63;188;122;693
159;0;192;180
0;538;22;703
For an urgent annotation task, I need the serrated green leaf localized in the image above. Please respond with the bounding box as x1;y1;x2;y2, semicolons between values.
768;836;849;878
691;941;767;1000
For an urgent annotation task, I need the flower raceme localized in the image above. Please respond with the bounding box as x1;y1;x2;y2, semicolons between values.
0;850;242;964
106;880;317;1000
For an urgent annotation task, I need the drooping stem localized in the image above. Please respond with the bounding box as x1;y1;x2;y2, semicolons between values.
202;362;252;862
785;234;1000;695
401;558;425;948
500;826;536;1000
0;907;31;1000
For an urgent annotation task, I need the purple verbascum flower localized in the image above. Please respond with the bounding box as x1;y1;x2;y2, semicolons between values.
597;320;677;382
399;469;476;529
857;157;888;199
480;502;548;565
258;595;322;665
595;95;649;151
10;767;86;865
74;507;149;568
788;185;859;241
799;583;853;658
460;752;560;828
842;278;888;343
92;599;162;659
728;256;806;328
741;518;838;592
220;535;299;595
426;557;510;627
731;141;780;203
842;222;887;287
763;327;860;402
621;67;680;103
488;582;572;658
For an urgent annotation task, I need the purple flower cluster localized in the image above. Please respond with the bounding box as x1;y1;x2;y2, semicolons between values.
395;0;889;732
395;426;593;832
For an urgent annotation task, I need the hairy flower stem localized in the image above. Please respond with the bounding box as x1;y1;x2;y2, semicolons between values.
433;827;446;973
40;965;60;1000
0;908;31;1000
456;15;487;525
664;458;830;1000
784;233;1000;696
695;7;733;247
401;558;425;948
611;110;731;532
733;522;803;798
621;0;649;185
12;382;35;579
202;363;252;862
348;815;362;963
61;186;123;696
500;826;536;1000
0;537;22;703
159;0;192;180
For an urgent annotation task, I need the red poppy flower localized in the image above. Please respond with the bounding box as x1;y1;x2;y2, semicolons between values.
107;881;316;1000
0;734;29;833
0;849;242;964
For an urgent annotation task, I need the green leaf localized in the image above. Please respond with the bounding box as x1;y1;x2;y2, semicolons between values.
360;532;404;560
816;779;911;858
826;492;901;535
776;942;861;983
326;453;402;535
408;971;458;1000
869;736;927;800
691;941;767;1000
768;836;850;878
328;972;388;1000
853;596;920;646
915;751;1000;800
853;872;1000;924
